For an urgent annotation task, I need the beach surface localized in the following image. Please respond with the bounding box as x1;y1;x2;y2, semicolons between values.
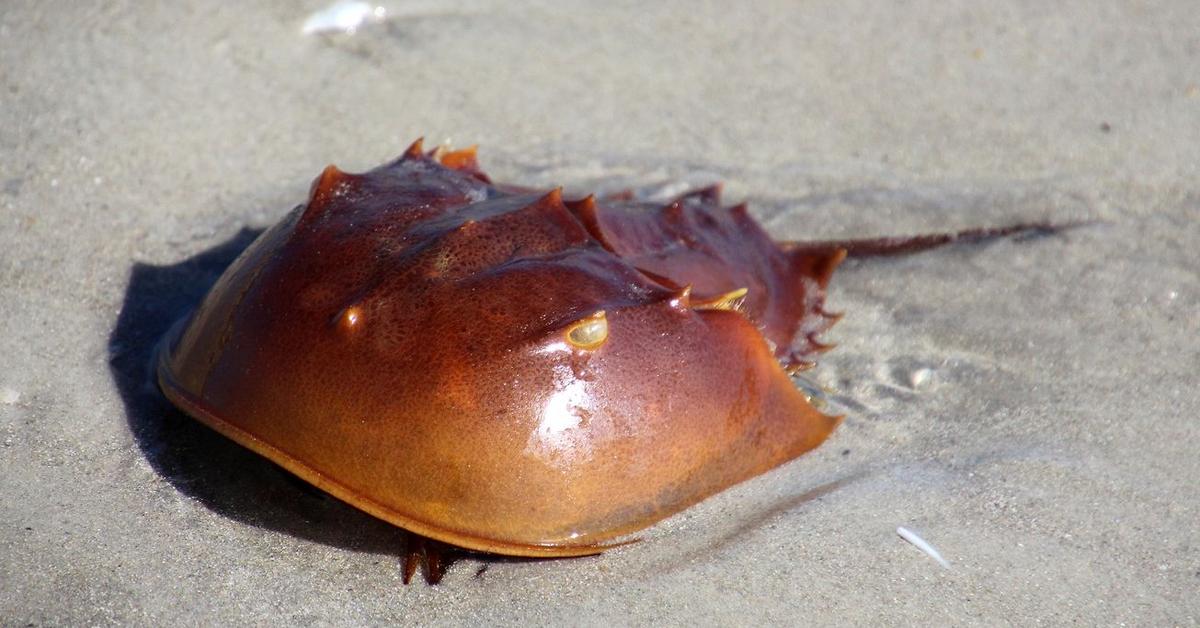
2;1;1197;624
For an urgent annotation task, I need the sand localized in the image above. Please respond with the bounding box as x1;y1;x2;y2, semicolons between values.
2;0;1197;624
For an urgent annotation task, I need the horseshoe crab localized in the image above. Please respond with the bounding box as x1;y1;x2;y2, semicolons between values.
156;140;1056;583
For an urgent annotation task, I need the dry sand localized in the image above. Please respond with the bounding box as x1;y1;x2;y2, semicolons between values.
2;0;1198;624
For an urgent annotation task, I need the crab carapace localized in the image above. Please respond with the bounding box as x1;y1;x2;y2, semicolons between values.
156;140;1060;583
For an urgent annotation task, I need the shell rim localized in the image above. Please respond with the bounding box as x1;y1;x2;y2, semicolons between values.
152;319;635;558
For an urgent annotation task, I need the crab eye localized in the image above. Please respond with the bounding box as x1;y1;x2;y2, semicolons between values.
565;310;608;350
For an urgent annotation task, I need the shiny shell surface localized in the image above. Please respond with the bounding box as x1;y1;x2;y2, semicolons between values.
156;142;845;557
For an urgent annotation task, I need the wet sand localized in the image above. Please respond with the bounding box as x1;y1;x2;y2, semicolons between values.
2;1;1197;624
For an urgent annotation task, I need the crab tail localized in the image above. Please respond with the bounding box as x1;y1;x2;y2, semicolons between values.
781;221;1077;259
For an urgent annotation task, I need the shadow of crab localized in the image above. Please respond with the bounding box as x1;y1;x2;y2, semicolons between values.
108;228;410;556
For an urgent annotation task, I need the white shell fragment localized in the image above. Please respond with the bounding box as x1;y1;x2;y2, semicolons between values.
908;367;934;389
302;1;387;35
896;526;951;569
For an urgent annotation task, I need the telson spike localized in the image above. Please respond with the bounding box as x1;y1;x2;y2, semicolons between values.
692;287;749;312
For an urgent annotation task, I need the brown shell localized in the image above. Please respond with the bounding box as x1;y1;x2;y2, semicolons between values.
156;141;846;557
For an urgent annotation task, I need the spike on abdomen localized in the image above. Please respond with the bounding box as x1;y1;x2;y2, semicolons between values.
403;138;426;159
